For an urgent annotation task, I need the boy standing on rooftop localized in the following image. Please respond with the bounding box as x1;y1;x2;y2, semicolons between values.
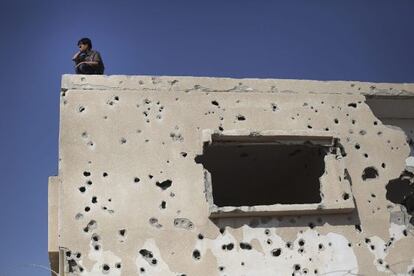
72;37;105;75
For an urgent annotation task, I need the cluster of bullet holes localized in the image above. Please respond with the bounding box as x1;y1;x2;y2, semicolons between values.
107;95;120;106
83;219;97;233
80;132;96;149
170;126;184;142
174;218;194;230
65;250;84;273
386;170;414;225
192;249;201;260
137;98;164;123
149;217;162;228
139;249;158;266
101;262;122;274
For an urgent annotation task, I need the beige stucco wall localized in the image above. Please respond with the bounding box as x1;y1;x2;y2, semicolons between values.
49;75;414;275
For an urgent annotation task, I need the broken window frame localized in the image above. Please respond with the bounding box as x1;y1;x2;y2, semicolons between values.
200;130;355;218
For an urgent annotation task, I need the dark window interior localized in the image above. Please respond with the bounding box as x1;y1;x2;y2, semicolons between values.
196;143;326;207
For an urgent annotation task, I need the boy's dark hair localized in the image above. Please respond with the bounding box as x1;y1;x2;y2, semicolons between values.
77;37;92;49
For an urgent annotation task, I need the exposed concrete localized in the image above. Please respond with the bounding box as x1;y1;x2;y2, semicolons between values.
50;75;414;275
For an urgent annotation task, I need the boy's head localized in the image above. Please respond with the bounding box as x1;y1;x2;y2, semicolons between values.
77;38;92;52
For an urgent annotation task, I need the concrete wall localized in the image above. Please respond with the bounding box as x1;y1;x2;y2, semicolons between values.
49;75;414;275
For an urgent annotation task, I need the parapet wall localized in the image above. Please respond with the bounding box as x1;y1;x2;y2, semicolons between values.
50;75;414;275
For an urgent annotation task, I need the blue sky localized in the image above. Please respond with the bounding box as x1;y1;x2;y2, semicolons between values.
0;1;413;275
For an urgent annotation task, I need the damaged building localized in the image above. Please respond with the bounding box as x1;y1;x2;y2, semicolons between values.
49;74;414;275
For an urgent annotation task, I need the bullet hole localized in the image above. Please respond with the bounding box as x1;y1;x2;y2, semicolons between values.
148;174;153;179
359;130;366;135
286;242;292;248
120;137;127;144
298;239;305;247
160;201;166;209
115;263;121;269
266;239;272;245
102;264;110;273
307;125;312;129
240;242;252;250
84;206;90;212
373;121;378;125
218;126;224;131
362;167;379;180
92;196;98;203
103;172;108;177
355;143;361;150
308;222;315;229
236;114;246;121
348;103;357;108
174;218;194;230
334;118;339;124
370;244;375;250
83;171;91;177
192;249;201;260
342;193;350;200
140;267;145;272
211;100;219;106
272;248;282;257
119;229;126;237
364;153;369;158
149;217;162;228
352;119;356;124
79;186;86;193
81;131;88;138
134;177;140;183
381;163;386;168
156;179;172;190
294;264;301;271
180;152;188;157
92;234;100;242
318;243;324;250
75;213;83;220
86;180;92;185
78;106;85;113
218;266;225;271
219;227;225;234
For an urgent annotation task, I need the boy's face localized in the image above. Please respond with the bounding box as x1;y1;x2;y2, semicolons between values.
78;43;89;52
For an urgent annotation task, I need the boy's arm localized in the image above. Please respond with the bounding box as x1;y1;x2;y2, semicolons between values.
72;51;81;63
